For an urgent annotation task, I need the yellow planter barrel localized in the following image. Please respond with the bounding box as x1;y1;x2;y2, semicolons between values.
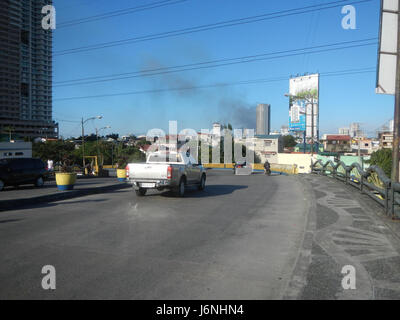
116;169;127;182
55;173;77;191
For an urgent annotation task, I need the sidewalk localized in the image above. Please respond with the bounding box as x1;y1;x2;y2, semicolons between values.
0;177;130;211
285;174;400;300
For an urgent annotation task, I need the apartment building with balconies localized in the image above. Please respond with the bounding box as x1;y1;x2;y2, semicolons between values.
0;0;58;140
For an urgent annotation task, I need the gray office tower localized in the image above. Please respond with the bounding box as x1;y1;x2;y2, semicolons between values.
256;104;270;135
0;0;58;139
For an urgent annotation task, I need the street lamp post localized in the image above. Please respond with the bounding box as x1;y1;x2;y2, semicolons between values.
81;116;102;174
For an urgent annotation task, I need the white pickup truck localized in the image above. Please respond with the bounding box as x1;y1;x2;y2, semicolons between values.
126;151;207;197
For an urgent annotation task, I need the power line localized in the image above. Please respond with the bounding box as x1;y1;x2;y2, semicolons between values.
53;67;376;101
57;0;190;29
53;39;377;87
55;0;111;11
54;0;372;56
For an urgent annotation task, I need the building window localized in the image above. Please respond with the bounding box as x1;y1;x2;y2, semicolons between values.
21;83;29;97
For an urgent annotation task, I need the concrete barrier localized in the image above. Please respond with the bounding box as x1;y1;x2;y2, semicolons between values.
277;154;313;174
102;165;116;169
252;163;297;175
202;163;297;174
203;164;226;169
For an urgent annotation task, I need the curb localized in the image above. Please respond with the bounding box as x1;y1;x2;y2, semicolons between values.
0;183;131;212
283;175;316;299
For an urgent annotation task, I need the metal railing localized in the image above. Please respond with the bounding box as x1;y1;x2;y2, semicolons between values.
312;159;399;219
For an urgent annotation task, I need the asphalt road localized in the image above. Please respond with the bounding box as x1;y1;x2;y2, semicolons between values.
0;170;309;299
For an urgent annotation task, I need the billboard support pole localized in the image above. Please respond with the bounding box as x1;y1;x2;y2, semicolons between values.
392;8;400;182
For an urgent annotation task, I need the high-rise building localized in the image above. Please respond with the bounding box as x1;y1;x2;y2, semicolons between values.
212;122;221;137
338;127;350;135
0;0;58;140
256;104;270;135
349;123;365;138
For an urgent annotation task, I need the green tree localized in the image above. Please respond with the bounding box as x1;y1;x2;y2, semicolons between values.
368;148;392;177
283;135;297;148
33;140;76;163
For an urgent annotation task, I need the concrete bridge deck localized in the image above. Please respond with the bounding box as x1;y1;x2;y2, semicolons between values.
0;171;399;299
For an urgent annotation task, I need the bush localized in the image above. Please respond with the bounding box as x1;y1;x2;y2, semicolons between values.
368;149;392;177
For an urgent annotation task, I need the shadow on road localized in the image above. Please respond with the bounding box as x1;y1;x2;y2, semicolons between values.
3;198;109;212
2;184;54;192
185;184;248;198
55;199;108;205
143;184;248;198
0;219;23;224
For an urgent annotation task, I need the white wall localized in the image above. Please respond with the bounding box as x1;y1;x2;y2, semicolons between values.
0;142;32;159
277;153;316;174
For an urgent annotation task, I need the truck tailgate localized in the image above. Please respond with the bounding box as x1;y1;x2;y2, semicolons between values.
128;163;169;180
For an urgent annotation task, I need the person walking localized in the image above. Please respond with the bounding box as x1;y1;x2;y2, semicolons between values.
264;160;271;176
47;159;54;172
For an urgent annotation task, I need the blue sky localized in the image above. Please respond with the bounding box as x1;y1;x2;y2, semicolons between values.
52;0;393;138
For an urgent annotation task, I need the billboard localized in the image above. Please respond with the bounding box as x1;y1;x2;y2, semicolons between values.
376;0;398;95
289;74;319;140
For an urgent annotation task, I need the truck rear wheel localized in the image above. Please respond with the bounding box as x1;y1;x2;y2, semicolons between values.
176;178;186;197
198;174;206;190
135;188;147;196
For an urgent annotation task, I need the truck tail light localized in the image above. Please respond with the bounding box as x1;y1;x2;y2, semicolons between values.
125;165;129;178
167;166;172;179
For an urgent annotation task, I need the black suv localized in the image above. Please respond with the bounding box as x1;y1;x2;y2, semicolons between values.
0;158;48;191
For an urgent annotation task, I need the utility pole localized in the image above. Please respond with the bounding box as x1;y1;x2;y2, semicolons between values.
96;128;99;162
111;143;114;168
392;8;400;182
81;118;85;174
80;116;102;175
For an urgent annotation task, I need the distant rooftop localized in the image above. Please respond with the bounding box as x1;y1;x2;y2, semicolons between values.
325;135;351;141
254;134;281;139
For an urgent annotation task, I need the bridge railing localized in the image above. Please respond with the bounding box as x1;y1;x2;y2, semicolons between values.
311;160;398;219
